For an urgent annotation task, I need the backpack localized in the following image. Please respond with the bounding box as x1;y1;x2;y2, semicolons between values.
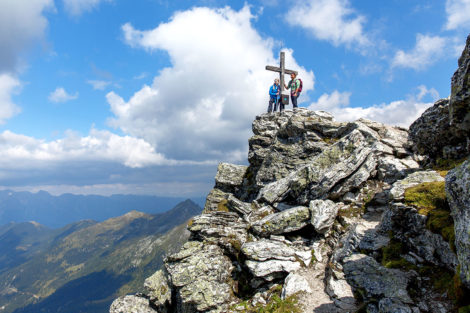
297;78;303;93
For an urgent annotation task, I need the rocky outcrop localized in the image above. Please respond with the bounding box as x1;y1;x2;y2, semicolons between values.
409;34;470;162
110;36;470;313
450;34;470;134
110;108;428;313
446;159;470;288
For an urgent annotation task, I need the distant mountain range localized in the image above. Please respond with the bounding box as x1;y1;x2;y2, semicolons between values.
0;190;205;228
0;199;202;313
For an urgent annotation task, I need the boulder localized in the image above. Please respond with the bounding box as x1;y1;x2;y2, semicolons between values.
214;163;248;193
241;238;312;281
446;158;470;288
281;272;312;299
343;254;412;304
309;199;340;234
250;205;310;236
109;295;157;313
165;241;235;312
188;211;249;254
144;270;171;312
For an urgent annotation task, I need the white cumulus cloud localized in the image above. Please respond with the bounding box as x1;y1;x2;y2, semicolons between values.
445;0;470;30
62;0;112;16
286;0;370;49
0;128;168;169
113;6;315;163
48;87;79;103
0;0;54;73
308;86;439;127
392;34;447;70
0;74;22;124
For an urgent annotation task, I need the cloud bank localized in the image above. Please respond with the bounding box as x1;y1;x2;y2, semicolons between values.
308;86;439;127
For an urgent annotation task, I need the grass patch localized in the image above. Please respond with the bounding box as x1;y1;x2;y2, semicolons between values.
232;285;301;313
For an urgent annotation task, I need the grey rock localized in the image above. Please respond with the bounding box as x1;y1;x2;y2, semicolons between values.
257;129;372;205
109;295;157;313
144;270;171;312
165;241;235;312
281;272;312;299
309;199;340;234
450;34;470;134
378;298;412;313
242;239;312;281
446;158;470;288
203;188;230;213
251;205;310;236
343;254;412;303
226;194;252;216
188;211;249;254
215;163;248;193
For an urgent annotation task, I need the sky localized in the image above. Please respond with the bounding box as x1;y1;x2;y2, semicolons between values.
0;0;469;198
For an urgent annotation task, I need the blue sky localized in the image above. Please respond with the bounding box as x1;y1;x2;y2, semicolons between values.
0;0;469;197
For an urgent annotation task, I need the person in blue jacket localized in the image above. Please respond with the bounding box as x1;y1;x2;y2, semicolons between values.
268;78;280;113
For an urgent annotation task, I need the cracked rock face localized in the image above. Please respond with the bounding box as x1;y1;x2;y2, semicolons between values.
446;159;470;288
165;241;235;313
450;34;470;134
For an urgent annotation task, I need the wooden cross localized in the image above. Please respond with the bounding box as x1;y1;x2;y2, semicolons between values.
266;51;298;94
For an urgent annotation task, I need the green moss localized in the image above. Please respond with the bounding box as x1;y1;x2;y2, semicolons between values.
434;158;466;172
217;199;230;212
379;239;417;271
404;181;456;251
404;181;446;215
322;137;338;145
427;209;456;252
337;205;365;218
459;305;470;313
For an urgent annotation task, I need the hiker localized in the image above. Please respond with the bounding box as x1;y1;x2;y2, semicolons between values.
285;73;302;109
268;78;280;113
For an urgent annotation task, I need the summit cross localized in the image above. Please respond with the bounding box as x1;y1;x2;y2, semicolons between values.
265;51;298;94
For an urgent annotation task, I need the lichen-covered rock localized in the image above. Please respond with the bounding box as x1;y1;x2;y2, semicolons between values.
109;295;157;313
309;199;340;234
144;270;171;312
188;211;249;254
281;272;312;299
256;129;372;205
446;158;470;288
242;238;312;281
215;163;248;193
204;188;230;213
450;34;470;134
165;241;235;312
250;205;310;236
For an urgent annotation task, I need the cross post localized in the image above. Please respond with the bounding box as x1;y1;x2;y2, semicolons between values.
265;51;298;94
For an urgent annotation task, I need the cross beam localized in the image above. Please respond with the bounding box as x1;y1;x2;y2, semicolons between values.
265;51;298;93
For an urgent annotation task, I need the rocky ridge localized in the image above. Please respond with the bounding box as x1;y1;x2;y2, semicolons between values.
110;35;470;313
